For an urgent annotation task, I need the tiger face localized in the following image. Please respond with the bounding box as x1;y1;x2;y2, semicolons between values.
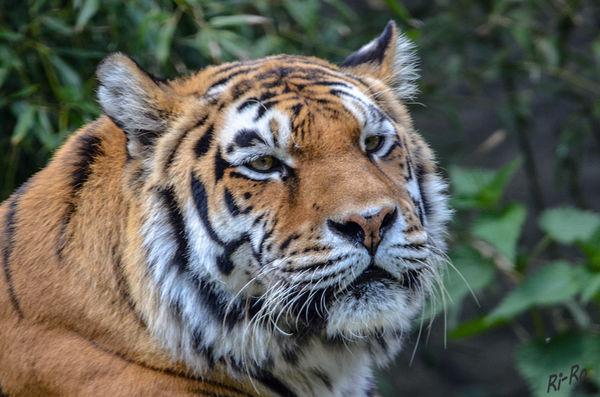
97;21;449;395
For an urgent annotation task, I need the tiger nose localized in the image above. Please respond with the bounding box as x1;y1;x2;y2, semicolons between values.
327;208;397;255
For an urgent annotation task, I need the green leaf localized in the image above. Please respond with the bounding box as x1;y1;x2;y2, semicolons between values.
576;266;600;303
156;18;178;64
35;109;59;151
283;0;319;31
449;315;504;339
488;261;579;322
539;207;600;245
472;202;526;263
380;0;412;23
449;158;521;209
578;229;600;268
536;37;559;68
209;15;270;28
446;245;496;305
11;104;36;146
49;55;82;88
42;16;74;35
516;334;600;397
75;0;99;31
421;245;496;323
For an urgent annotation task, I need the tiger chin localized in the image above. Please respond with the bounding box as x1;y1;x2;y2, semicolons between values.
0;21;450;397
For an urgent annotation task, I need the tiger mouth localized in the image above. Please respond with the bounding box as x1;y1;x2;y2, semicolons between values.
348;266;421;298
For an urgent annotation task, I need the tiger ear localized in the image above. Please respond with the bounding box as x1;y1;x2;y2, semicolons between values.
96;53;175;158
340;21;419;100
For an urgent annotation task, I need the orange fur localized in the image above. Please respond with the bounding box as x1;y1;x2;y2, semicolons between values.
1;22;446;396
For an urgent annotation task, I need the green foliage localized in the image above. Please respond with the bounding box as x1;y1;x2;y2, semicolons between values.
487;261;580;322
539;208;600;245
450;158;521;210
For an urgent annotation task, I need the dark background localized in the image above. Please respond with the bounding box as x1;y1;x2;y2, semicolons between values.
1;1;599;396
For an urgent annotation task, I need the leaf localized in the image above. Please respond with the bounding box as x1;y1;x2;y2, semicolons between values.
516;334;600;397
380;0;412;23
449;315;504;339
11;104;36;146
209;15;270;28
156;18;178;64
576;266;600;303
283;0;319;31
449;158;521;209
578;229;600;268
472;202;526;263
536;37;559;68
35;109;59;151
487;261;579;322
75;0;99;32
42;16;73;35
420;245;496;322
50;55;82;88
539;207;600;245
446;245;496;305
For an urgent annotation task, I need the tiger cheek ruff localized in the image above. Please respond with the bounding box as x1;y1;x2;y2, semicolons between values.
0;21;450;397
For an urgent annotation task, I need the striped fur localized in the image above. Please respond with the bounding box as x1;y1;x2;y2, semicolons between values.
0;21;450;396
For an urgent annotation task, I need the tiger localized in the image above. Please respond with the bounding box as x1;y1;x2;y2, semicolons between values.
0;21;450;397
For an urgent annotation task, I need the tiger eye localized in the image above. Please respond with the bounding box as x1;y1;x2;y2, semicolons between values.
365;135;383;152
249;155;275;171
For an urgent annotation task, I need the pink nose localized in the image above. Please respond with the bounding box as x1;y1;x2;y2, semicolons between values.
328;208;397;254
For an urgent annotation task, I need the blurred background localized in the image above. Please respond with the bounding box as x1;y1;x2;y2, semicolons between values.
1;1;599;396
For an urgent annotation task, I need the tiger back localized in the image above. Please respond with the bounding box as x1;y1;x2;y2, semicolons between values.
0;22;450;397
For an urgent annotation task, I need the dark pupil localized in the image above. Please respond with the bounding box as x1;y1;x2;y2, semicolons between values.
367;136;380;150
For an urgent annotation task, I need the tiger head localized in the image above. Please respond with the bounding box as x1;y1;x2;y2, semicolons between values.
97;21;450;393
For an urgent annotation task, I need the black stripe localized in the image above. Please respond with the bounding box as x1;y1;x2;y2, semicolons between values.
190;275;245;330
216;234;251;277
215;253;234;276
312;369;332;391
71;133;104;191
190;175;226;246
158;187;190;274
224;189;240;216
254;371;297;397
165;115;209;171
232;129;266;150
214;148;230;183
191;328;216;368
194;124;215;158
57;131;105;258
207;66;261;91
2;183;28;319
280;233;300;251
237;98;258;112
290;103;303;117
230;80;253;99
380;141;400;158
111;242;147;329
415;162;432;216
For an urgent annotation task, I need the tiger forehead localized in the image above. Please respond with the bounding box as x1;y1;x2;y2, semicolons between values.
206;58;390;149
206;55;367;91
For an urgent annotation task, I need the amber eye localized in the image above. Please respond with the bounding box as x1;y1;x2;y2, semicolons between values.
248;155;277;172
364;135;383;152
